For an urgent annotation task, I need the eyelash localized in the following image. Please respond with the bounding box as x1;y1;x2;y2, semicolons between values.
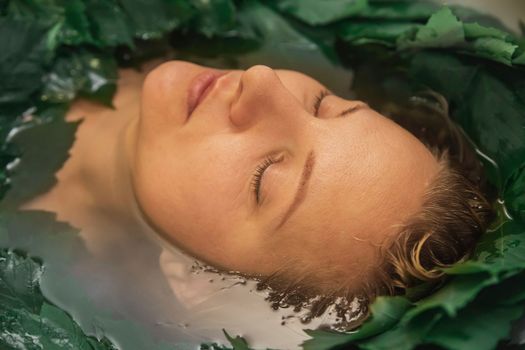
251;154;282;204
313;89;332;116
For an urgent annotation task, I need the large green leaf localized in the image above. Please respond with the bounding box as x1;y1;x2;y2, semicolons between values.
408;51;525;185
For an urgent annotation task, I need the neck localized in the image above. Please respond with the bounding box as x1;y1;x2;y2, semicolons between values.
85;109;141;221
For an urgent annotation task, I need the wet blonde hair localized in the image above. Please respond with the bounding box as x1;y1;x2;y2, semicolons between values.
257;149;492;329
375;150;492;293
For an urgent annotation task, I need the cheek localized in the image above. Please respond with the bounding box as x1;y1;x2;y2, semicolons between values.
134;137;249;238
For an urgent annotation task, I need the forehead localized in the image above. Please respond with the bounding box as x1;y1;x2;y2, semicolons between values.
268;108;438;269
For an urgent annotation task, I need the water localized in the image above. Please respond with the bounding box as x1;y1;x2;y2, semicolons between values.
3;203;338;349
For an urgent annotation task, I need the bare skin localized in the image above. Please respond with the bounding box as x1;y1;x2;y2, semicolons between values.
23;61;439;290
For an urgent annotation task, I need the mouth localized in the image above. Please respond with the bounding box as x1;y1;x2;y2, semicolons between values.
187;69;227;120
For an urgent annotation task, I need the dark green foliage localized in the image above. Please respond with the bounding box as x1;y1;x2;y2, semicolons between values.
0;1;525;350
0;18;52;105
84;0;134;47
2;116;79;209
0;249;118;350
42;48;117;106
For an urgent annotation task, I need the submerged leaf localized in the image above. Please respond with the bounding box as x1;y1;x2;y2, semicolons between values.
223;330;251;350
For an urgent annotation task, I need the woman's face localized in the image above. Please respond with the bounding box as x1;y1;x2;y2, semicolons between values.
132;61;439;286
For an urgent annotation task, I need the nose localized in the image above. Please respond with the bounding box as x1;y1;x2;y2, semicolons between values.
229;65;303;129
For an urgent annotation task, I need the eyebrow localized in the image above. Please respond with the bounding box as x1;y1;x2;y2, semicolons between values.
338;102;369;118
275;149;316;230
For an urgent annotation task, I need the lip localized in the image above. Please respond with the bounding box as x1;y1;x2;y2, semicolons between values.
187;69;227;120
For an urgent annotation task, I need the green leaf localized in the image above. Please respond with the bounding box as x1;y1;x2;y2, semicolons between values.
425;273;525;350
463;22;511;41
7;0;96;46
339;21;421;47
358;311;442;350
302;297;411;350
190;0;236;38
0;249;117;350
409;51;525;184
359;1;439;20
0;18;52;105
515;50;525;65
119;0;194;39
222;330;251;350
3;116;79;209
398;7;465;49
401;273;498;324
42;48;117;106
273;0;368;26
84;0;134;47
0;249;44;313
57;0;94;46
467;37;518;66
